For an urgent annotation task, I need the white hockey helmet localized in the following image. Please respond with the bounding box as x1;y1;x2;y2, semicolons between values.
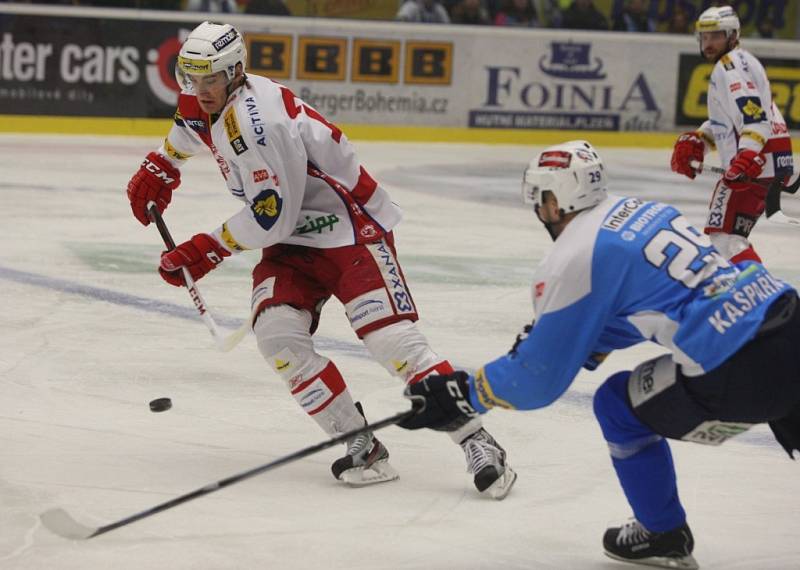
521;140;608;214
176;21;247;90
695;5;740;39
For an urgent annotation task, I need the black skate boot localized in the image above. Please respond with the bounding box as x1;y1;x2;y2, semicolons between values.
603;518;698;569
330;403;398;486
460;428;517;500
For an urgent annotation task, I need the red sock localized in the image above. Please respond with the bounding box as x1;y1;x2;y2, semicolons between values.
409;360;455;385
730;246;762;264
291;361;347;415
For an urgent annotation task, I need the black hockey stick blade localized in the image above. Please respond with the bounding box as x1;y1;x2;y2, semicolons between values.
40;402;422;540
765;177;800;227
783;173;799;195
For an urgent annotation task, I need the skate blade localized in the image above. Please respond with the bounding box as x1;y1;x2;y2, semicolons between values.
340;460;399;487
484;465;518;500
603;550;699;570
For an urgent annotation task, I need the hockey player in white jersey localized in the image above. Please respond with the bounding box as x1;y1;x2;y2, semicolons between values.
125;21;516;498
670;5;793;263
401;140;800;568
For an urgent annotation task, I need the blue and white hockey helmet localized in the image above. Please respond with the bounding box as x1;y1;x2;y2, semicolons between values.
176;21;247;91
522;140;608;214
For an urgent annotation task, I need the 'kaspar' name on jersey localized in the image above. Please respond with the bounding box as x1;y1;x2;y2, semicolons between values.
709;268;788;334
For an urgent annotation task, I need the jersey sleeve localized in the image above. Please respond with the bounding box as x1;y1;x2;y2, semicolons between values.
282;87;364;191
468;240;623;412
695;120;716;153
158;108;205;168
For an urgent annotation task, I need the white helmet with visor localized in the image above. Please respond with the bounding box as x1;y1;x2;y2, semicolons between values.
176;21;247;91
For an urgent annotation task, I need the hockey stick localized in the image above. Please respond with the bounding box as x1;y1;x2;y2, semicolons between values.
689;162;800;227
40;402;421;540
147;203;251;351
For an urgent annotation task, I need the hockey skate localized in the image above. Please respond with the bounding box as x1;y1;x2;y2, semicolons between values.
603;518;698;569
460;428;517;500
331;403;398;487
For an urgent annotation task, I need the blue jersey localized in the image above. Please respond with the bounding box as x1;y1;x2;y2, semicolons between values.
469;194;795;412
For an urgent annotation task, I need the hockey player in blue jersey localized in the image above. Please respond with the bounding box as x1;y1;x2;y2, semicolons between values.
400;140;800;569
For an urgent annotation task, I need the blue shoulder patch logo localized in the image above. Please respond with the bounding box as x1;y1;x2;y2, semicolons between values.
251;189;283;230
736;97;766;124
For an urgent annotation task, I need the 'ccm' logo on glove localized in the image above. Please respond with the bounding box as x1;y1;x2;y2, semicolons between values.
142;158;177;185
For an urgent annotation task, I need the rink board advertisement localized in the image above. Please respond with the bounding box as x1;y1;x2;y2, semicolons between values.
0;14;201;118
1;6;797;135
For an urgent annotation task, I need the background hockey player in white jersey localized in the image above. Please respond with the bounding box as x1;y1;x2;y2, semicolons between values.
400;140;800;569
124;21;516;498
670;5;793;263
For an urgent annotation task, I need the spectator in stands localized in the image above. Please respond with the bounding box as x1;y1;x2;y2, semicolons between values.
494;0;539;26
540;0;568;27
243;0;290;15
185;0;238;12
396;0;451;23
751;16;775;38
561;0;608;30
666;6;690;34
451;0;491;25
612;0;655;32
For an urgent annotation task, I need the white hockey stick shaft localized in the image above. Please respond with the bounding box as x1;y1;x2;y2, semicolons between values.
147;203;250;351
689;160;724;175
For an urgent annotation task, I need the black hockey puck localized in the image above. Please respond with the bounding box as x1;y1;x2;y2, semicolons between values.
149;397;172;413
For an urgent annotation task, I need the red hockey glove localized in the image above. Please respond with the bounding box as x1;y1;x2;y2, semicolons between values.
724;149;766;191
670;132;706;179
127;152;181;226
158;233;230;287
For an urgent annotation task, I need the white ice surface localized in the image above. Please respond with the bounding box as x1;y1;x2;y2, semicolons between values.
1;134;799;570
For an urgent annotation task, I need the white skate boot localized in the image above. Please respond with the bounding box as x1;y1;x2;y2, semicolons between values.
460;428;517;500
330;403;399;486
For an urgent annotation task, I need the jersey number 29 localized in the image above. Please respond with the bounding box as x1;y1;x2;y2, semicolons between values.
643;215;731;288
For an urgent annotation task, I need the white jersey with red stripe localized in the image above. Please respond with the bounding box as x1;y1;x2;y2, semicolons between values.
156;74;402;253
697;47;793;179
